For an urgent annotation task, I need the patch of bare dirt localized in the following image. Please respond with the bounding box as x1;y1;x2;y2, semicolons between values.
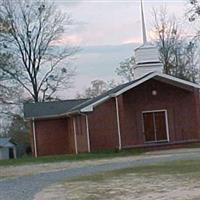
34;173;200;200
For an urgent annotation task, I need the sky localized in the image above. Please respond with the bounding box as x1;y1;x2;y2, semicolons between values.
53;0;194;98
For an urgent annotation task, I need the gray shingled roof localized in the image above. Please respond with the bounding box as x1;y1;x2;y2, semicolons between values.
24;99;89;119
24;73;152;120
24;72;200;120
0;138;15;148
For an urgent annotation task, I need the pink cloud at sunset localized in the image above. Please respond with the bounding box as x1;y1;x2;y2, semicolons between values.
55;34;83;45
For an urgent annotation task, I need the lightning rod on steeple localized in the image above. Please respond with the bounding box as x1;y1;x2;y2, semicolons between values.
140;0;147;44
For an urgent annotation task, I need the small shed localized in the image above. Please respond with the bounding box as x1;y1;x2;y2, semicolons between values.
0;138;16;160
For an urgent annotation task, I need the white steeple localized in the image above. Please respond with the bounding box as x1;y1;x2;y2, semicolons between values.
134;0;163;79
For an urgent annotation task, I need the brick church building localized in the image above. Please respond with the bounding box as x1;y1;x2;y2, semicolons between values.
24;1;200;157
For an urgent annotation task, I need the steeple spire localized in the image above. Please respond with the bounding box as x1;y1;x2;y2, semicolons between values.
140;0;147;44
134;0;163;79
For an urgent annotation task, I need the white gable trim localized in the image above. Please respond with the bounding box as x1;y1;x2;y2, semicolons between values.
156;73;200;88
114;72;200;97
114;72;157;97
80;72;200;113
80;96;110;112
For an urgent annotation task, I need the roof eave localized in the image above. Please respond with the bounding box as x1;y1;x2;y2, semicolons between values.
157;73;200;89
25;113;69;121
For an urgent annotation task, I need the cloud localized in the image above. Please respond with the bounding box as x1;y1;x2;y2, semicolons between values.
56;34;83;45
55;0;187;46
74;43;138;79
79;43;138;54
57;0;83;8
122;37;142;44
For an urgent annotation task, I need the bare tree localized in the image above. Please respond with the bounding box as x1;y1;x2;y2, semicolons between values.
0;0;77;102
0;76;23;137
188;0;200;23
7;114;30;156
77;79;117;99
0;53;17;104
152;7;180;75
152;7;199;82
115;56;135;82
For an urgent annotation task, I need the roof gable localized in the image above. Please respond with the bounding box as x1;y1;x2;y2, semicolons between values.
77;73;200;113
114;73;200;96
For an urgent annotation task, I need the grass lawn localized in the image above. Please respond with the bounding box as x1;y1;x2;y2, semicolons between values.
70;159;200;182
35;159;200;200
0;148;143;167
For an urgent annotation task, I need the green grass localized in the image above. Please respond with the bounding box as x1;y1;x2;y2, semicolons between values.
70;159;200;182
0;148;143;167
188;143;200;148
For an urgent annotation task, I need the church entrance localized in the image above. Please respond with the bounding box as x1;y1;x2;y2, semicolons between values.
142;110;169;143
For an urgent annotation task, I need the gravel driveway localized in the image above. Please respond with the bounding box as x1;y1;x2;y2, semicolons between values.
0;149;200;200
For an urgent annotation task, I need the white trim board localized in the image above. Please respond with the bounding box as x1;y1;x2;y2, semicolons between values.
73;118;78;154
85;115;91;153
80;96;110;113
115;97;122;150
142;109;168;114
32;119;38;158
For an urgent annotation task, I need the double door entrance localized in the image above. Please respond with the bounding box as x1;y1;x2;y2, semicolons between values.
142;110;169;143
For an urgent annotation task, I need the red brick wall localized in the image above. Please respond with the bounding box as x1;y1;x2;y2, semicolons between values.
31;78;200;156
88;98;119;151
74;115;89;153
118;79;200;148
66;118;76;154
32;116;89;156
34;118;69;156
